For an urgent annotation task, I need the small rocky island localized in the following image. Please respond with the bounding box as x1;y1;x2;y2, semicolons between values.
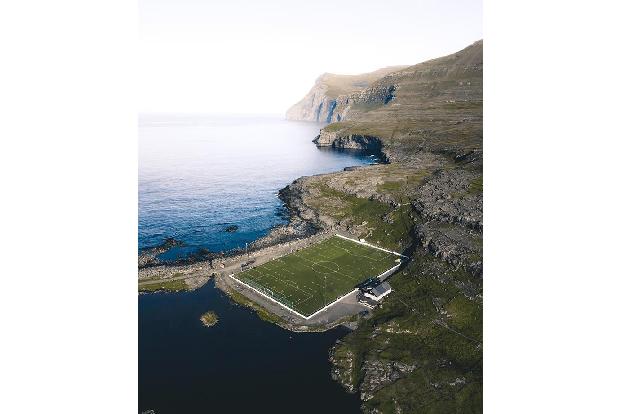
224;225;239;233
200;311;219;327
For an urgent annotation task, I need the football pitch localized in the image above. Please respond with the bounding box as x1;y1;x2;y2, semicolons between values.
231;235;402;318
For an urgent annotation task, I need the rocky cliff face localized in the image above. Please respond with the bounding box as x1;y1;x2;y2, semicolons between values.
313;40;483;160
285;66;406;122
287;39;482;127
285;78;335;122
312;131;383;152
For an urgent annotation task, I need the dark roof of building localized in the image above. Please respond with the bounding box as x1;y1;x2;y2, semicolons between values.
369;282;391;297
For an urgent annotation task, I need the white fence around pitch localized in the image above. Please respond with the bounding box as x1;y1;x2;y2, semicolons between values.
227;234;408;321
229;273;359;320
229;262;402;321
335;234;409;259
375;263;401;282
229;273;311;320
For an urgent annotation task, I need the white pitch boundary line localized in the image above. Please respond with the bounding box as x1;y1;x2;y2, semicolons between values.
229;273;311;319
230;273;360;321
229;262;402;321
335;234;409;259
228;235;406;321
376;263;401;282
304;289;360;320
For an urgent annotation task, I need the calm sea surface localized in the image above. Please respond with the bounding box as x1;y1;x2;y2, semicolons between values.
139;280;360;413
139;115;372;413
139;114;377;260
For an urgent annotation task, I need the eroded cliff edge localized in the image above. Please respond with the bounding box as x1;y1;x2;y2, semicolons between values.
282;40;483;413
285;66;407;123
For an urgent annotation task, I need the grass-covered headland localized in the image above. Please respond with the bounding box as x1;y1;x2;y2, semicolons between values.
282;40;483;412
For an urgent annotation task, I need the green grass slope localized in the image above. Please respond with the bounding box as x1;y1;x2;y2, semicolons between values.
322;40;483;162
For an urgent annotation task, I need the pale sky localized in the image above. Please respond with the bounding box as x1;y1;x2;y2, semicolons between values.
139;0;482;115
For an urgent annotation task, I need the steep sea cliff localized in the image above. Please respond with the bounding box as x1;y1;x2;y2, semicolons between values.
285;66;406;123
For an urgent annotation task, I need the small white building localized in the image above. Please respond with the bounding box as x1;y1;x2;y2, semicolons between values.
362;281;392;301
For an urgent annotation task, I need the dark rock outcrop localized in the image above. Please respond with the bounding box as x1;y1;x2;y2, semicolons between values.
359;359;417;401
313;132;383;153
138;237;185;268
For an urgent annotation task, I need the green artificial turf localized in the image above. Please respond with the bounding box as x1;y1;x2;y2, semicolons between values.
234;236;401;317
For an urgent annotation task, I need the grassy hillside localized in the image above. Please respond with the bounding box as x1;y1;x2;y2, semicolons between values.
284;40;483;413
320;66;409;98
321;40;483;162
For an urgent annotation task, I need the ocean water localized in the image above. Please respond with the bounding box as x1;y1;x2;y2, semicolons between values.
139;114;371;413
139;280;360;413
139;114;377;260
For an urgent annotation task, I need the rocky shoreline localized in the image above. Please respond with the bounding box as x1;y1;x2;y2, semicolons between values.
137;213;321;282
138;237;185;268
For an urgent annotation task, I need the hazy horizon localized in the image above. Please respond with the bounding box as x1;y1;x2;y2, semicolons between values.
140;0;482;115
